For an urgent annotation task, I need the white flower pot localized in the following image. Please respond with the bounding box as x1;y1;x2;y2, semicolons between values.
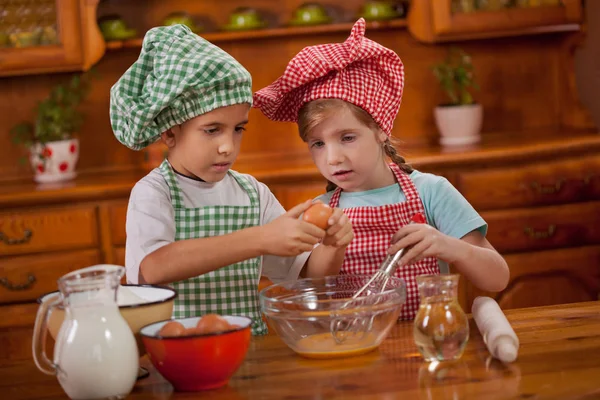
29;138;80;183
434;104;483;146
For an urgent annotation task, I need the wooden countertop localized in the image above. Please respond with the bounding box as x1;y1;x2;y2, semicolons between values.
3;301;600;399
0;128;599;209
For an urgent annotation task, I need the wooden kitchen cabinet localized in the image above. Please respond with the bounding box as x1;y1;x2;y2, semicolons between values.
114;246;126;267
455;154;600;211
109;202;128;247
482;202;600;254
468;245;600;309
453;153;600;312
408;0;583;43
0;0;105;77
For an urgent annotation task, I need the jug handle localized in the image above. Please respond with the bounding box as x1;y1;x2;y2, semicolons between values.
32;293;60;375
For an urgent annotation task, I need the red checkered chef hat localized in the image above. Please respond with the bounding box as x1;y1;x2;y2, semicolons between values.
253;18;404;135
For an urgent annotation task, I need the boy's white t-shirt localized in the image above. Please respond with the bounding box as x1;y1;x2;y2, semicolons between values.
125;168;310;284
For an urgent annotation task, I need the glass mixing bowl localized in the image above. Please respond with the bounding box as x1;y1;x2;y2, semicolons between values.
260;275;406;359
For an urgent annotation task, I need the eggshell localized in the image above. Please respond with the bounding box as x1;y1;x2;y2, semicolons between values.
195;314;232;334
159;321;186;337
302;203;333;230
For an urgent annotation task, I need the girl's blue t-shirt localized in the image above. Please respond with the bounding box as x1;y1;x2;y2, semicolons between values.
314;170;488;273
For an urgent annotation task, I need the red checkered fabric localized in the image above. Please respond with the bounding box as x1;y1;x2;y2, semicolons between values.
253;18;404;135
329;163;440;320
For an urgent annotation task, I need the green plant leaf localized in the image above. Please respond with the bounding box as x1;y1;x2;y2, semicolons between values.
431;46;478;105
9;72;97;148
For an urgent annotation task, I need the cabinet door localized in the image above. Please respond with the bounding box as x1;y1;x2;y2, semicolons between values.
467;246;600;310
409;0;583;42
109;202;128;247
0;0;104;76
114;246;125;266
432;0;582;36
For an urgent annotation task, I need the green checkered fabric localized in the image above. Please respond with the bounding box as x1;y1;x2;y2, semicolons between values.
110;24;253;150
159;160;267;335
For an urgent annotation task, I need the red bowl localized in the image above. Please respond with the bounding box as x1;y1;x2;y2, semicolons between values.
140;315;252;391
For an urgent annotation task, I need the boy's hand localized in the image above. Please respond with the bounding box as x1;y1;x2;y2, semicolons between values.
389;224;457;267
260;200;325;257
321;208;353;248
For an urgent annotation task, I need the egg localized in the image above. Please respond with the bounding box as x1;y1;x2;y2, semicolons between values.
158;321;186;337
182;327;203;336
302;203;333;230
195;313;232;334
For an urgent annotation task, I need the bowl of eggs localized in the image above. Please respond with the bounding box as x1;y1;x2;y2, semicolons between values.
38;285;177;377
140;314;252;391
260;275;406;359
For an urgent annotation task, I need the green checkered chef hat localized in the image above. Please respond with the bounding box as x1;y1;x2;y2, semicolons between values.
110;25;253;150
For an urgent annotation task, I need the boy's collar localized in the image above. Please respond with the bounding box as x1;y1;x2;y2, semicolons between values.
172;166;206;182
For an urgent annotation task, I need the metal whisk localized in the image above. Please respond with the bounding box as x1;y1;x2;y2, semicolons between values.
330;213;426;344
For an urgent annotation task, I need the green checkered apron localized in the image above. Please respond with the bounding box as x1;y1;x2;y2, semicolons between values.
159;160;267;335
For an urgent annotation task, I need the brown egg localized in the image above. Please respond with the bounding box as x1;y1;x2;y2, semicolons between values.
302;203;333;230
182;327;203;336
195;314;232;334
159;321;186;337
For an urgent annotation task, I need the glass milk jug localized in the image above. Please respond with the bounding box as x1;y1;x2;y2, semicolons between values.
33;265;139;399
413;274;469;362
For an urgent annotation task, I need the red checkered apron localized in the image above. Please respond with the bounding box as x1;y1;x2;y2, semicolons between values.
329;163;440;320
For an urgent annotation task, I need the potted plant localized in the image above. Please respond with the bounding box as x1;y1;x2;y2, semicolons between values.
432;47;482;146
10;73;93;183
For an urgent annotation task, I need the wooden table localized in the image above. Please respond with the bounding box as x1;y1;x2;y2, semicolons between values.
3;301;600;399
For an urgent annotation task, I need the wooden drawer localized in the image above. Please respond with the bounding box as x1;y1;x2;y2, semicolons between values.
0;206;99;256
109;202;128;246
0;249;102;304
456;155;600;210
468;246;600;311
483;201;600;253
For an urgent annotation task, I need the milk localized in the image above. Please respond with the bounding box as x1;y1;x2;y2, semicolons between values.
54;303;138;399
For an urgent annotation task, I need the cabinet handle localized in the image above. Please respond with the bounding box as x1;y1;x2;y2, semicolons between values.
0;274;36;291
529;180;565;195
524;225;556;239
0;229;33;245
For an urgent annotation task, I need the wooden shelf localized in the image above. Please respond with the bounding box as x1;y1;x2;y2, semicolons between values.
105;19;407;50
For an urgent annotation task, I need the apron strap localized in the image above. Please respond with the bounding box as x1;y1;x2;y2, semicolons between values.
328;163;418;207
228;170;259;208
159;159;260;210
389;163;420;202
159;159;185;208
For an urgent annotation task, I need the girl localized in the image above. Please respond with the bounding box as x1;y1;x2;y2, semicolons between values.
109;25;353;335
253;19;509;320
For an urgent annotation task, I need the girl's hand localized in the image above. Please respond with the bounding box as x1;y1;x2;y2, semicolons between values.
389;223;459;267
321;208;353;248
260;200;325;257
